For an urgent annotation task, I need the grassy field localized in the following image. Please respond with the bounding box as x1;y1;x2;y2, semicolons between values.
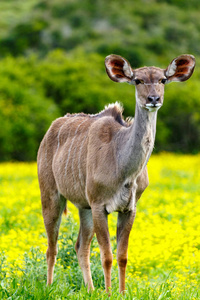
0;153;200;299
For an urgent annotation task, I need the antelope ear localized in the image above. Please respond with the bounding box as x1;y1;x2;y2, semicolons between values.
105;54;134;83
165;54;195;82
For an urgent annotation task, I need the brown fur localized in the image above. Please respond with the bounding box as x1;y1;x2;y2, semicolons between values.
37;53;195;294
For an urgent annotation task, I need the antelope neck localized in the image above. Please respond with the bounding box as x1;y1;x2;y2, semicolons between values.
117;102;157;179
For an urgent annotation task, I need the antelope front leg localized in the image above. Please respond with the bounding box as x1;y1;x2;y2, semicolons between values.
75;208;95;291
117;209;136;293
91;205;113;293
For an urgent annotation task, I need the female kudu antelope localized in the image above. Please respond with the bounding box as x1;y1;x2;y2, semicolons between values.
37;54;195;293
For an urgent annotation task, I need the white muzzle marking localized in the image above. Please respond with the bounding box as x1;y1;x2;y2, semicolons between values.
145;103;162;112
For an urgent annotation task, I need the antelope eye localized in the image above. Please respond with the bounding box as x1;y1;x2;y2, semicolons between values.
135;79;144;85
159;78;167;84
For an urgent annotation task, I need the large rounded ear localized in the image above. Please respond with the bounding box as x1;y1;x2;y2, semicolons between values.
165;54;195;82
105;54;134;83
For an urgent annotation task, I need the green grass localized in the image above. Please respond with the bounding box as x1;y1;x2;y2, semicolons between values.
1;222;193;300
1;224;199;300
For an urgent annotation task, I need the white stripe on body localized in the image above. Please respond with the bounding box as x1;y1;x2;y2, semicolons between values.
55;117;78;176
44;138;48;168
55;120;67;156
70;118;88;187
78;130;89;195
64;118;88;177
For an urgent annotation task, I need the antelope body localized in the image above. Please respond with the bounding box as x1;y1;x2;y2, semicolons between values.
37;54;195;293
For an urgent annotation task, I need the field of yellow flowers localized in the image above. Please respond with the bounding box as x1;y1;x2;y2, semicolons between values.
0;153;200;299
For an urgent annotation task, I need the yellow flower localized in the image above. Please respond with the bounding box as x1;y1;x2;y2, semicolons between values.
0;154;200;295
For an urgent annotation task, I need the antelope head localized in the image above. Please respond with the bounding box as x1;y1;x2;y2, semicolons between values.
105;54;195;112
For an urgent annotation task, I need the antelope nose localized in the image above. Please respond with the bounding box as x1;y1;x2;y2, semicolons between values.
148;96;160;105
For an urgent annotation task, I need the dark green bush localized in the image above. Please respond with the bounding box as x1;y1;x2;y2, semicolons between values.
35;49;135;114
156;76;200;153
1;0;200;64
0;56;59;161
0;50;199;161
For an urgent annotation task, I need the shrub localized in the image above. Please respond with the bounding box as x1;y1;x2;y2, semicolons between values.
0;50;199;161
0;56;59;161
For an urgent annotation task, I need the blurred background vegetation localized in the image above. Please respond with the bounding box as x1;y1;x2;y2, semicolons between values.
0;0;200;161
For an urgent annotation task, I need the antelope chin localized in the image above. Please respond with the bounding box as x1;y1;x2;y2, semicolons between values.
145;103;162;112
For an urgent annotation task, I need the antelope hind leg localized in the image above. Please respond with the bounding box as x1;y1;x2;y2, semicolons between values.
41;192;66;285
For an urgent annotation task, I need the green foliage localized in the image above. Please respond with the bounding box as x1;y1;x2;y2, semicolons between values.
0;50;200;161
156;76;200;153
0;56;59;161
1;0;200;63
0;49;136;161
